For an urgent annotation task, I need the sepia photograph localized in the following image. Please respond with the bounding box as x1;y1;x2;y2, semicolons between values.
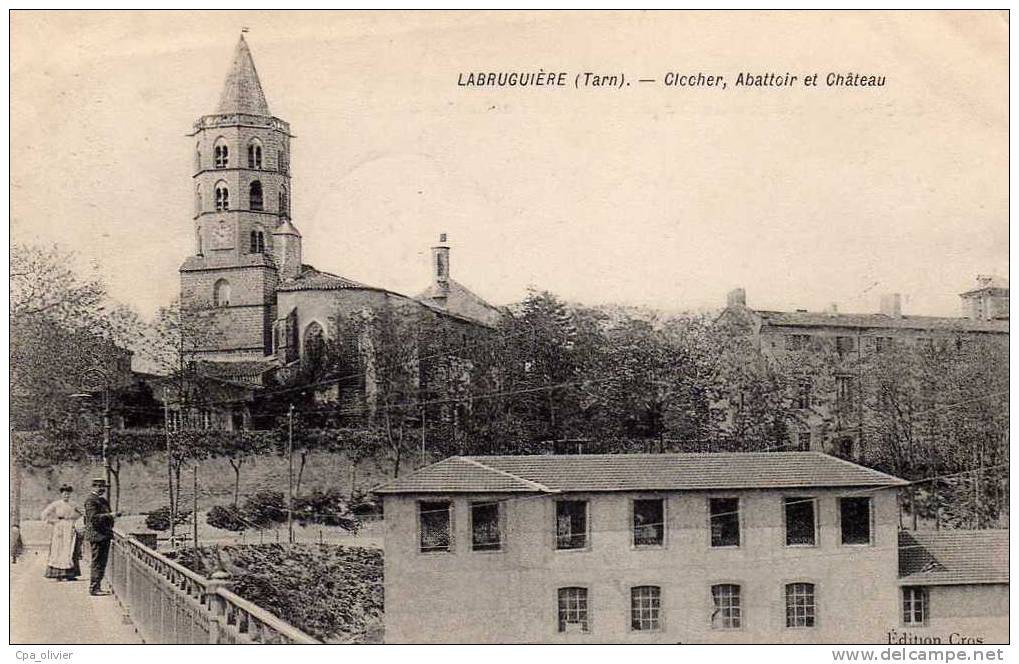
8;9;1009;651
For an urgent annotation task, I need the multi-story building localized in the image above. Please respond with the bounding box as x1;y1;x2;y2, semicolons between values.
377;452;914;643
714;281;1008;456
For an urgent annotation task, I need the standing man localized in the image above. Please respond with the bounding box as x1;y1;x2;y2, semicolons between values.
84;478;115;596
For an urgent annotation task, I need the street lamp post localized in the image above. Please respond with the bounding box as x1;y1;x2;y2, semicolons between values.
72;366;113;501
101;386;112;493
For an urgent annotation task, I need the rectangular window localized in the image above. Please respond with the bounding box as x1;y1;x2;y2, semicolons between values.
796;378;812;409
419;501;452;553
633;499;665;547
836;336;857;355
711;584;742;629
836;375;857;408
875;336;892;353
471;501;501;551
785;583;816;628
709;497;740;547
167;410;181;432
555;500;588;550
902;586;929;626
785;334;810;351
840;497;872;545
784;497;816;546
557;587;589;633
630;586;662;631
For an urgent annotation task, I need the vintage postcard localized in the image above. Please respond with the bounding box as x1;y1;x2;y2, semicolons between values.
8;10;1008;652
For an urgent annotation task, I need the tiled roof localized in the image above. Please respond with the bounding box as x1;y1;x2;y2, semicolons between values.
276;265;371;292
216;35;270;116
195;360;276;379
757;310;1008;334
375;457;548;494
373;451;908;494
417;279;503;327
899;530;1009;586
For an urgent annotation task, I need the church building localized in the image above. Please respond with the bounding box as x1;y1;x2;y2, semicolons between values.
180;35;501;387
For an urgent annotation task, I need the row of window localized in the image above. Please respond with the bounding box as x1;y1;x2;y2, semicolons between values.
556;582;817;633
202;181;288;215
165;408;246;432
417;496;873;553
784;334;968;354
554;584;929;634
202;139;287;173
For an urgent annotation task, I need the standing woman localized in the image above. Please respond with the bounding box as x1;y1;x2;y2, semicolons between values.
41;484;83;581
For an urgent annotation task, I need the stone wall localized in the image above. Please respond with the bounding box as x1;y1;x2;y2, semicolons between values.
18;451;395;517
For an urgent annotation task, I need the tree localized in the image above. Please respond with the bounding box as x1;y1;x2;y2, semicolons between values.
207;431;277;507
143;298;224;535
860;337;1008;528
11;243;144;429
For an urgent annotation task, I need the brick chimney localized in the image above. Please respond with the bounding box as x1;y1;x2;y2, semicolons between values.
826;303;839;317
880;293;902;318
727;288;747;308
431;233;450;303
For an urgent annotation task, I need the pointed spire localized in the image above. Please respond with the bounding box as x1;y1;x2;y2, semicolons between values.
216;34;270;115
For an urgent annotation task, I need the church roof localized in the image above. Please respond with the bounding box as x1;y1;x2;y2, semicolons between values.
216;34;271;116
277;264;371;292
417;279;503;326
272;218;301;237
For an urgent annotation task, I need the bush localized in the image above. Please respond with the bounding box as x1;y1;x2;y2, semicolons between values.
206;504;248;532
144;506;193;532
348;492;382;519
241;490;285;528
294;488;357;531
175;544;384;643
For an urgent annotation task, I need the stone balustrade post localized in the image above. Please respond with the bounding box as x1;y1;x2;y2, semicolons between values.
204;569;233;645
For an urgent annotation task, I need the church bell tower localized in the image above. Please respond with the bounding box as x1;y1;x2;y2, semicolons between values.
180;34;300;361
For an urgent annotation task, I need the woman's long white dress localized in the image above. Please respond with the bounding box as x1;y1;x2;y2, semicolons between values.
40;499;81;579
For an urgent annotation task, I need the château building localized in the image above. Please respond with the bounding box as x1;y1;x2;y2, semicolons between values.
714;281;1008;456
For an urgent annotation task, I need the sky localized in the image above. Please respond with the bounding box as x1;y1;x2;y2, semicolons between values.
10;10;1008;321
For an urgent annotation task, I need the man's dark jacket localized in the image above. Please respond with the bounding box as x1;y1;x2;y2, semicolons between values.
84;493;114;542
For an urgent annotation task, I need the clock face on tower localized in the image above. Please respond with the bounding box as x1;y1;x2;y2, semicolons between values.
212;221;233;249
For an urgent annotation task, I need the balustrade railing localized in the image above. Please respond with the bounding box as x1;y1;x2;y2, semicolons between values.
108;529;319;644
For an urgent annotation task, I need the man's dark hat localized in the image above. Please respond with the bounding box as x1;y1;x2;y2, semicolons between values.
91;478;109;487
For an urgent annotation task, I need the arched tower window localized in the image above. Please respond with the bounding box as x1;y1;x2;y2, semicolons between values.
249;181;264;211
214;138;229;169
195;184;202;216
249;230;265;254
303;322;325;364
213;279;231;307
247;139;263;169
195;142;201;171
196;227;203;256
279;185;289;217
278;149;288;174
214;182;230;211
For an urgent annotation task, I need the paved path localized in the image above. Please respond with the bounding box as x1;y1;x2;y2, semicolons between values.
10;545;142;644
